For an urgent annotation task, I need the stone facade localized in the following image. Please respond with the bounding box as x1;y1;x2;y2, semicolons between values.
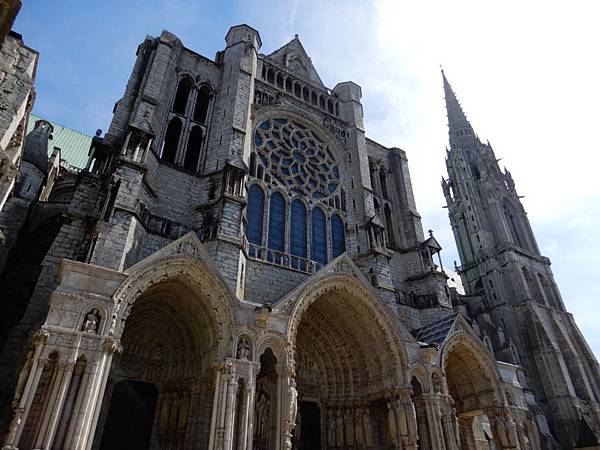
0;30;37;219
0;24;597;450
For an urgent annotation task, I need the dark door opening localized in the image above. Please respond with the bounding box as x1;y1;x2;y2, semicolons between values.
296;400;321;450
99;380;157;450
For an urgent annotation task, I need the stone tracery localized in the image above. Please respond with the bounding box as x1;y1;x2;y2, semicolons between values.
254;118;340;201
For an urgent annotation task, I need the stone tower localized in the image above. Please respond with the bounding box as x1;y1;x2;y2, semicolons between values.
441;70;600;448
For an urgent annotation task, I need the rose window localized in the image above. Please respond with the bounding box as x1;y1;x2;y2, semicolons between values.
254;118;340;200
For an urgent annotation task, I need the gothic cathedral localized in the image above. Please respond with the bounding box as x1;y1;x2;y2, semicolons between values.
0;24;598;450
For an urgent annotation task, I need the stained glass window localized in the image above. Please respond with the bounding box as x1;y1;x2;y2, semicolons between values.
246;185;264;245
331;214;345;258
254;118;340;201
268;192;286;252
290;200;307;258
312;208;327;264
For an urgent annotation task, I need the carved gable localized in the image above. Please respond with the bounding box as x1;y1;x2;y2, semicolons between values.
266;37;325;88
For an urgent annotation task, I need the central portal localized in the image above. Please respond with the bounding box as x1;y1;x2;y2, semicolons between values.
99;380;157;450
291;281;405;450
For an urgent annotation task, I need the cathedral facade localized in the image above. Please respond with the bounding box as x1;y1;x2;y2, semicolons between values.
0;24;598;450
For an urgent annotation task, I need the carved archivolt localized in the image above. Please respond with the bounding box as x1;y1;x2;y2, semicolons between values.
440;330;505;410
285;272;410;395
111;255;238;359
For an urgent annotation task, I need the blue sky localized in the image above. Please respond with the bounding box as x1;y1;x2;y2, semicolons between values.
14;0;600;357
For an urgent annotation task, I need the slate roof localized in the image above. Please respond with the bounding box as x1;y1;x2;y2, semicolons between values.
26;114;92;169
411;313;458;346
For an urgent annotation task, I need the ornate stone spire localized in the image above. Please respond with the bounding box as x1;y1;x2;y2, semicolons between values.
442;69;475;144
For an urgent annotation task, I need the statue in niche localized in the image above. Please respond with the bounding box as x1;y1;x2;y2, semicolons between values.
255;386;270;440
286;378;298;432
354;408;365;445
82;308;100;333
237;335;251;360
344;408;354;446
335;409;345;447
327;410;336;447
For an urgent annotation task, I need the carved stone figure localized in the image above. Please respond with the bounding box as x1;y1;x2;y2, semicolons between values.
237;335;251;360
82;308;100;333
354;408;365;445
286;378;298;432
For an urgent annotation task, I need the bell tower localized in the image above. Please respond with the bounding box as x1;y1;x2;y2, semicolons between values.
441;70;600;448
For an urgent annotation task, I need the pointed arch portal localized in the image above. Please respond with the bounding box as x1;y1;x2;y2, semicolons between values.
287;274;408;450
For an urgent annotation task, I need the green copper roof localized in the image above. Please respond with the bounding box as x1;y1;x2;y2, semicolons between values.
27;114;92;169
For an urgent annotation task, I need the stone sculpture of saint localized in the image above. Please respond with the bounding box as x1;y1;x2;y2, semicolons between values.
237;336;251;360
287;379;298;432
82;308;100;333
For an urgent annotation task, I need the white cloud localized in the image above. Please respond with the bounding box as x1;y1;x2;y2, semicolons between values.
239;0;600;357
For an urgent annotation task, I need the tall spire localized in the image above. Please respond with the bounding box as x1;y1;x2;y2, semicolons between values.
442;69;474;143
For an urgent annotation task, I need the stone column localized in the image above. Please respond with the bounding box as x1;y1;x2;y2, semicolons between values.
64;339;119;450
33;358;75;450
395;390;418;450
458;416;477;450
209;361;244;450
2;330;49;450
279;368;296;450
439;399;459;450
387;400;400;449
223;375;239;450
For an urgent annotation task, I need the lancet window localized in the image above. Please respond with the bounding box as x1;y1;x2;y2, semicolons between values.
245;118;347;271
160;76;213;172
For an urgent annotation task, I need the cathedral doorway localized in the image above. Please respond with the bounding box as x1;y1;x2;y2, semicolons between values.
290;277;407;450
93;280;221;450
99;380;157;450
442;334;508;450
296;401;321;449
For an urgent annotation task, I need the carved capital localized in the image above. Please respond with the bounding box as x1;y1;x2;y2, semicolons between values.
103;338;122;354
33;328;50;345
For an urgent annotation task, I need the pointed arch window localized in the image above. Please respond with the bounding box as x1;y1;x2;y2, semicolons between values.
161;117;182;163
246;185;265;245
183;126;203;172
379;167;389;199
193;86;211;124
290;200;307;258
331;214;345;258
384;204;395;247
172;77;193;115
311;208;327;264
268;192;286;252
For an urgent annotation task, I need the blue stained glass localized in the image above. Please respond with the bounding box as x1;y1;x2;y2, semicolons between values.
246;185;264;245
328;182;337;193
255;134;263;146
311;208;327;264
333;167;339;178
291;165;299;174
290;200;307;258
268;193;286;252
259;122;270;130
274;118;287;125
331;214;346;258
